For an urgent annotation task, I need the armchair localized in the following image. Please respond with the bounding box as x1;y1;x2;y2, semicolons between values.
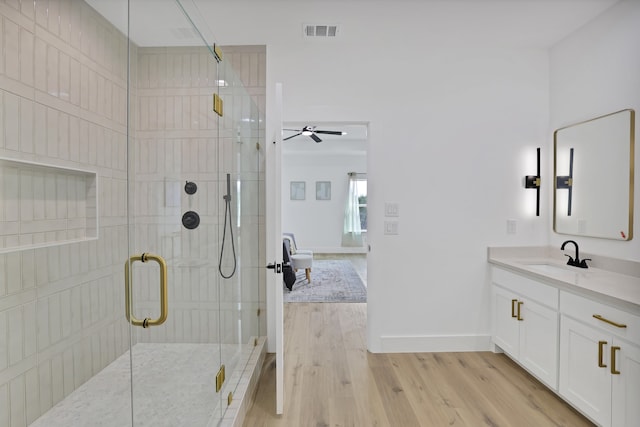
283;233;313;284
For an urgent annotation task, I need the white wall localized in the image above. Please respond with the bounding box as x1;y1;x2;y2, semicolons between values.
270;36;551;353
282;152;366;252
196;0;624;353
549;0;640;262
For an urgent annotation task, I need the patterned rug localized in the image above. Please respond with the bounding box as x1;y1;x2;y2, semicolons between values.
284;259;367;303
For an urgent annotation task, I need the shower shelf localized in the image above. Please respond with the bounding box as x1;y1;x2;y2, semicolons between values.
0;157;98;254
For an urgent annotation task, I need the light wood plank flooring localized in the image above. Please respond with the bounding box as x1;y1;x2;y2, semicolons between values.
244;302;593;427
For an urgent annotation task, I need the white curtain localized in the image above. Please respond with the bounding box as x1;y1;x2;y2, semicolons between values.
342;173;363;247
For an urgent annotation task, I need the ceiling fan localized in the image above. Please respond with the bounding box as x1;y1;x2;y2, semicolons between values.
283;125;346;142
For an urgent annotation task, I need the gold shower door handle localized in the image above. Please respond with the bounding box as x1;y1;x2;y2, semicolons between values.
125;253;168;328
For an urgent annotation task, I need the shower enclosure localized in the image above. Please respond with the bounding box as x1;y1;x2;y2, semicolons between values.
0;1;265;425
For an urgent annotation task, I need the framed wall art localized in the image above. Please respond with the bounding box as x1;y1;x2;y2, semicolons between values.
290;181;306;200
316;181;331;200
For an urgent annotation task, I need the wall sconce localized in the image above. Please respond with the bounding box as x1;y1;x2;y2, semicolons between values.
556;147;574;216
525;147;541;216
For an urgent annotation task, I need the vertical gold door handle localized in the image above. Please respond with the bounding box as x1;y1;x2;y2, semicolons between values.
517;301;524;321
611;346;621;375
125;253;168;328
511;299;518;318
598;341;607;368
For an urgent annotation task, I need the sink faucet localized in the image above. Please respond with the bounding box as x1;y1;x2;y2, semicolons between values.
560;240;590;268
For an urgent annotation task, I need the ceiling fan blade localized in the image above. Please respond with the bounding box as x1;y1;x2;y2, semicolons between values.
283;132;302;141
310;133;322;143
314;130;344;135
283;128;301;132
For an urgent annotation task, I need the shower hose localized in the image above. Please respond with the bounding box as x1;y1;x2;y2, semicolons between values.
218;174;237;279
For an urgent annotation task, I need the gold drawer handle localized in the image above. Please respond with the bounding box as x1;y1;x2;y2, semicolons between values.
611;346;621;375
125;253;168;328
511;299;518;318
517;301;524;321
598;341;607;368
593;314;627;329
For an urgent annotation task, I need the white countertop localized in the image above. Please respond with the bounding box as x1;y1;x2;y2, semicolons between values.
488;246;640;312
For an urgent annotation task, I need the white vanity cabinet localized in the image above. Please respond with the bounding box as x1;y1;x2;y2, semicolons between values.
491;267;560;390
488;247;640;427
559;291;640;427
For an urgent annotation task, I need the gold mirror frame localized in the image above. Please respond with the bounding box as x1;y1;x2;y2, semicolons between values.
553;109;635;240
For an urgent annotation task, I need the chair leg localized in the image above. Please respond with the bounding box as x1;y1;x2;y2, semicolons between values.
305;268;311;283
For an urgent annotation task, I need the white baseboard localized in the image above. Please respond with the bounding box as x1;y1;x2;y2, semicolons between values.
376;334;492;353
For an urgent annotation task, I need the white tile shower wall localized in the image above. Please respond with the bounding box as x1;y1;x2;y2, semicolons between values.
0;1;129;426
134;48;223;344
133;45;266;346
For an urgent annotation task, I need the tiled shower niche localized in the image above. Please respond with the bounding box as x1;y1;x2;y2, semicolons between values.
0;157;98;253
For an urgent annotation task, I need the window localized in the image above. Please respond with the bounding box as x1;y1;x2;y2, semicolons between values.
355;179;367;231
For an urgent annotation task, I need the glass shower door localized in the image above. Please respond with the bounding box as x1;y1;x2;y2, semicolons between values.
215;51;265;415
125;1;264;425
125;1;226;424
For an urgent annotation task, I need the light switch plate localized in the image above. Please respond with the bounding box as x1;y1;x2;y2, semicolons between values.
385;202;399;217
384;221;399;235
507;219;517;235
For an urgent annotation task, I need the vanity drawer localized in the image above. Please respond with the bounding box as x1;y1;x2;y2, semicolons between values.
492;267;559;309
560;290;640;343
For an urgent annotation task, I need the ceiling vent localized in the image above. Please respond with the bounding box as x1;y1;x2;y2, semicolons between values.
303;24;339;38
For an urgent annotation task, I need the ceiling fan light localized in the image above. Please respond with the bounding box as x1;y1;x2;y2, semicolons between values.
301;130;312;136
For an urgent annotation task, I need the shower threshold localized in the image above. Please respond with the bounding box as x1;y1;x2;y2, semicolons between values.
29;341;264;427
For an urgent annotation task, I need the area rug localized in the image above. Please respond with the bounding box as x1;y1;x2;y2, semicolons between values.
284;260;367;303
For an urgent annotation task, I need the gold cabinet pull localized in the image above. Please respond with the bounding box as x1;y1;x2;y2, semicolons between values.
517;301;524;321
598;341;607;368
511;299;518;318
125;253;168;328
610;346;621;375
593;314;627;328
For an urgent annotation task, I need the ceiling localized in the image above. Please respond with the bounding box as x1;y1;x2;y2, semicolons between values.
85;0;620;48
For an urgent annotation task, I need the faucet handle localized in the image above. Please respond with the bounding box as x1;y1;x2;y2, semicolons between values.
579;258;591;268
564;254;576;266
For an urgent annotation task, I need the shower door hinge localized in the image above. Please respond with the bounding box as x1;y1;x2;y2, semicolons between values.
215;364;226;392
213;44;223;62
213;94;223;117
227;392;233;406
257;308;261;317
254;337;258;346
256;142;261;150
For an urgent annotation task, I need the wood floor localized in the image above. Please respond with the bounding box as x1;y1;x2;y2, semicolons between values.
243;264;593;426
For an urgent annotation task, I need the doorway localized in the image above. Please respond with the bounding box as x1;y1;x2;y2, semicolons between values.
281;122;368;253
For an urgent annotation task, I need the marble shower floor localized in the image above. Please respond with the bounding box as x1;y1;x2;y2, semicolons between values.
30;343;249;427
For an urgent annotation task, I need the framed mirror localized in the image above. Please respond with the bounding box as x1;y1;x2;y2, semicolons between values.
554;109;635;240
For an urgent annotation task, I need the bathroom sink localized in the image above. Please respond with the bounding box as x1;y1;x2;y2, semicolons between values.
523;263;575;275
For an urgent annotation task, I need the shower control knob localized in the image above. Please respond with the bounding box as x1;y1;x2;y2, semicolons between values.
182;211;200;229
184;181;197;195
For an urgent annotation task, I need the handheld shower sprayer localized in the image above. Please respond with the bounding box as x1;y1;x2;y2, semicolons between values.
224;174;231;202
218;174;237;279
